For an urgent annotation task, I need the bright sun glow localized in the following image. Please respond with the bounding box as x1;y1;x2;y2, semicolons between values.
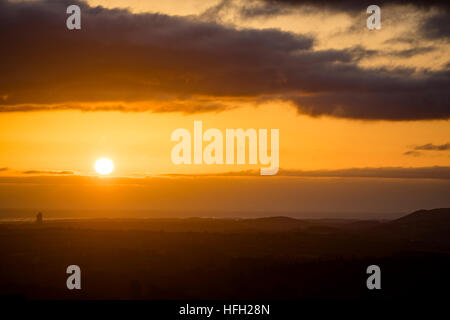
95;158;114;175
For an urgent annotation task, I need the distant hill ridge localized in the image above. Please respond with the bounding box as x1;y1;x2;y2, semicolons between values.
395;208;450;223
374;208;450;243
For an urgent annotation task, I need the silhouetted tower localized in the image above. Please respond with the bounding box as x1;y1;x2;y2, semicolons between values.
36;211;43;224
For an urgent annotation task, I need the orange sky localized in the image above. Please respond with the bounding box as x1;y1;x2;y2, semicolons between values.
0;0;448;215
0;104;449;176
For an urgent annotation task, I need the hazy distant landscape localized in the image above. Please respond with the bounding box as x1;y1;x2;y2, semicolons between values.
0;208;409;221
1;208;449;300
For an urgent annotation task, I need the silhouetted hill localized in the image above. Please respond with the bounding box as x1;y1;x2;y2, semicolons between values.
374;208;450;244
395;208;450;223
1;209;450;300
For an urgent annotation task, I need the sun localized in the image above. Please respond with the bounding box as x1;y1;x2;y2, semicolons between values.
95;158;114;175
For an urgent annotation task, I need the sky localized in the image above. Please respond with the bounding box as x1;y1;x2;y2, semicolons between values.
0;0;449;216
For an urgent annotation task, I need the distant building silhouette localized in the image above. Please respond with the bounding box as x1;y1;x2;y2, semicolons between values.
36;212;43;224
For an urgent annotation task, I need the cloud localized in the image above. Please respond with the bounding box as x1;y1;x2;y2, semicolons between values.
403;151;422;156
0;171;448;215
160;166;450;180
239;1;450;40
404;142;450;155
414;142;450;151
4;166;448;180
0;0;449;120
0;100;237;114
239;0;450;16
0;168;8;172
385;47;436;58
421;12;450;39
21;170;74;175
279;167;450;179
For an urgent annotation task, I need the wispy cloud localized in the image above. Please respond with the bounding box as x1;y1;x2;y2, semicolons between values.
238;0;450;39
403;151;422;157
21;170;74;175
0;169;448;214
2;166;448;180
404;142;450;155
414;142;450;151
158;166;450;180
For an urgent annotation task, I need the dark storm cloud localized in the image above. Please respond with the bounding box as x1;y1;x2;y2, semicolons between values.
289;83;450;120
0;0;449;120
